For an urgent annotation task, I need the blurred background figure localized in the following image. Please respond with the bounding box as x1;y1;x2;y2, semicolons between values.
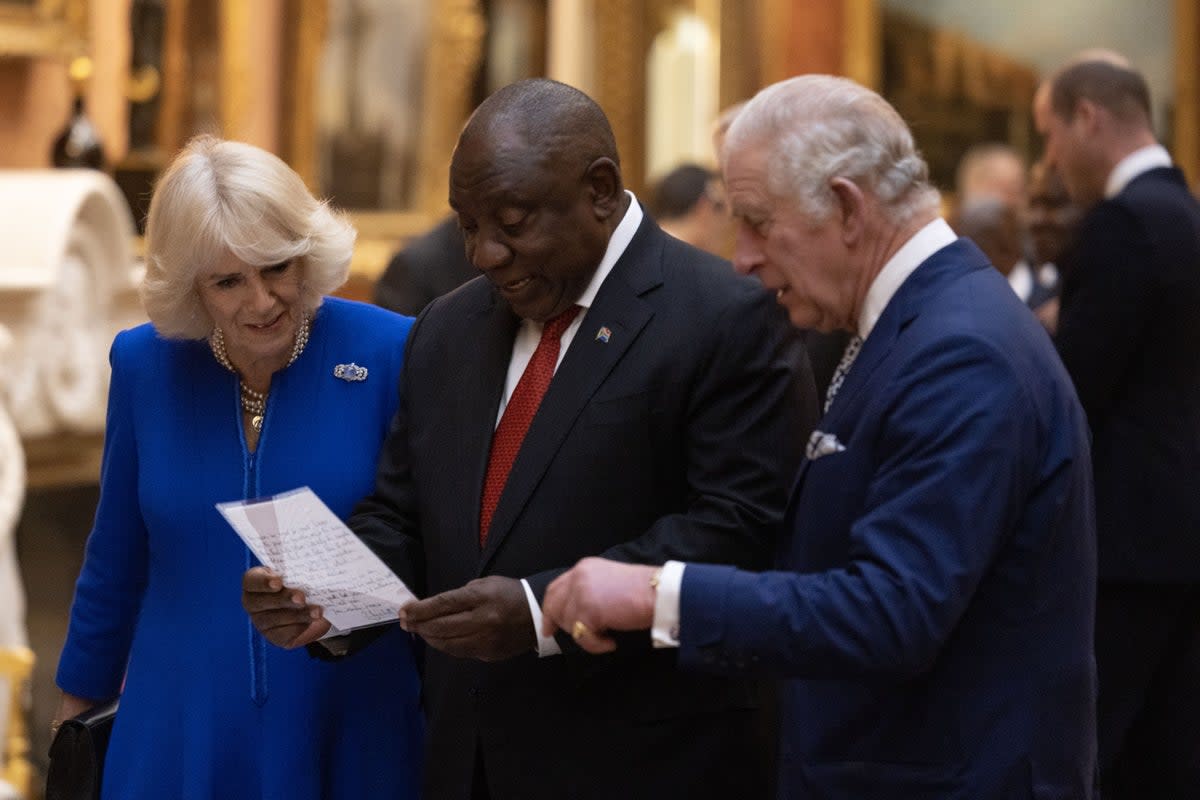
953;197;1057;314
952;197;1023;274
1027;161;1082;276
711;101;746;165
1024;160;1082;332
373;215;475;316
955;142;1027;210
649;162;731;256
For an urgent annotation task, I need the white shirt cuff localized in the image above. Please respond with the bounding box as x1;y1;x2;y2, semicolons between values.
651;560;686;648
522;578;562;657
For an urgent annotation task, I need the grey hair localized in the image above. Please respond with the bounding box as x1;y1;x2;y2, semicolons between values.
141;134;355;339
725;75;940;227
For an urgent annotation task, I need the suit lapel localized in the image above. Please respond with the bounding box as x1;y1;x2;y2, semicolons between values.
460;292;521;551
783;238;992;518
781;316;902;528
478;219;664;571
823;238;990;428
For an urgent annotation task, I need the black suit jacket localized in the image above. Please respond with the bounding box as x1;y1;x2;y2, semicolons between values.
351;215;816;799
1056;166;1200;582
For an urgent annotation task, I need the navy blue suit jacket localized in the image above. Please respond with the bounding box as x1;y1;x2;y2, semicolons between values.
678;239;1098;799
1056;166;1200;582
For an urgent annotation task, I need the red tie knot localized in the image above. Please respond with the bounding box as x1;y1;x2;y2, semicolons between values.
542;304;582;343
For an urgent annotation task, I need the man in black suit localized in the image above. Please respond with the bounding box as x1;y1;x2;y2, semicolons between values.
649;162;731;256
373;215;476;315
244;78;815;799
1039;56;1200;797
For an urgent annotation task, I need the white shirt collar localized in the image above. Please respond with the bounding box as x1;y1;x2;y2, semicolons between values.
1007;260;1034;303
858;218;957;339
572;190;643;310
1105;144;1172;198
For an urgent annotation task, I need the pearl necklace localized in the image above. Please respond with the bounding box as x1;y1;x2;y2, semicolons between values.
209;315;311;432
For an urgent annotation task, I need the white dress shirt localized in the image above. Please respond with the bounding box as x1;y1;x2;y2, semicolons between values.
517;192;643;656
650;218;958;648
1104;144;1172;199
1008;261;1035;304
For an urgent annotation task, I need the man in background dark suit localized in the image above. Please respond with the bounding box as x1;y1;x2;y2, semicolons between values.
543;74;1098;799
1039;56;1200;797
1024;160;1083;334
373;215;476;315
245;78;815;799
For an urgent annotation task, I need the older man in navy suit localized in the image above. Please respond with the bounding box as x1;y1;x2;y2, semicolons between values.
544;75;1098;799
1039;57;1200;798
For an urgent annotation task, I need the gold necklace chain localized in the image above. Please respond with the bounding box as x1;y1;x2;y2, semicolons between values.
209;315;311;431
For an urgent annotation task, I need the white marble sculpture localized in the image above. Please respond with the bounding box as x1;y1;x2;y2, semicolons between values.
0;322;27;653
0;169;143;438
0;322;27;800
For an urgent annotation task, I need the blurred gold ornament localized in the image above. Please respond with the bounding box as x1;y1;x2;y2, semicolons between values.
67;56;93;85
128;64;161;104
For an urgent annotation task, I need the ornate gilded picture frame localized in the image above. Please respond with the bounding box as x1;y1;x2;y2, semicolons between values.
0;0;87;58
278;0;486;285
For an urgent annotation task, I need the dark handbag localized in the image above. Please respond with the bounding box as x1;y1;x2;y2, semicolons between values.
45;698;119;800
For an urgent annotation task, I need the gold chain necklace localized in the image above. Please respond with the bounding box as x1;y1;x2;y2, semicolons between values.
209;315;311;431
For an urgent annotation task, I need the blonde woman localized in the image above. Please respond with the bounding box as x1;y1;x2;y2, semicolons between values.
54;136;422;799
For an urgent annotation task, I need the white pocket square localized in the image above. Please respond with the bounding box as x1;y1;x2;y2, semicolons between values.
806;430;846;461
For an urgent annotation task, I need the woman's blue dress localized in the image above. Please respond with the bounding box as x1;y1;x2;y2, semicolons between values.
56;297;423;800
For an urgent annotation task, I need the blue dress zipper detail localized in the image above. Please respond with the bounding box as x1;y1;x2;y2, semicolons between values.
242;385;269;707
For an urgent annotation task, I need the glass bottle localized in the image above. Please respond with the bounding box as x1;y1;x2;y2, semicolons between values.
52;57;105;170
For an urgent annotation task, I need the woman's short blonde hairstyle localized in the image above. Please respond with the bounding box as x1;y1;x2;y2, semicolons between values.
140;134;355;339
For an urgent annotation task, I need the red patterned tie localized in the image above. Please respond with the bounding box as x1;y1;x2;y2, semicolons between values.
480;305;582;545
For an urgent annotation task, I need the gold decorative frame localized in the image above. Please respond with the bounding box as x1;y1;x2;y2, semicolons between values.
844;0;881;89
280;0;487;283
0;646;34;800
0;0;87;58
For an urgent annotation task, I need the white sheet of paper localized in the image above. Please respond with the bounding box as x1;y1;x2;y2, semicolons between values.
217;486;416;632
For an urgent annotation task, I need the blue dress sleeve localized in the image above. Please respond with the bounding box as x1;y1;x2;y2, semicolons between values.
56;330;151;700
